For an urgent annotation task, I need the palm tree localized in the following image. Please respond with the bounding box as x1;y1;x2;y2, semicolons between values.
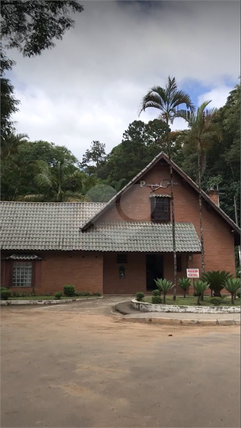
1;132;28;159
139;76;194;299
177;101;222;273
224;278;240;305
22;160;85;202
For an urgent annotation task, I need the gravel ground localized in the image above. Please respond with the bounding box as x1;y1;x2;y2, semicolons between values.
1;296;240;428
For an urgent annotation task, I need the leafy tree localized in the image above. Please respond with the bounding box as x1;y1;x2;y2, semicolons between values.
1;0;84;57
0;50;20;137
178;101;222;273
81;141;106;176
139;76;194;298
201;84;240;225
98;120;170;186
1;1;84;135
1;139;81;201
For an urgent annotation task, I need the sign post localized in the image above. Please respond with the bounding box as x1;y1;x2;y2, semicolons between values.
186;268;199;279
186;269;199;295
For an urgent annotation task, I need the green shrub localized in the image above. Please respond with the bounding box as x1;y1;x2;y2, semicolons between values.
178;278;191;298
136;292;145;301
79;291;91;296
63;284;76;296
236;290;240;298
1;288;11;300
92;292;101;296
55;292;62;300
154;278;174;304
152;289;160;296
201;270;233;297
224;278;240;305
194;280;209;305
210;297;226;306
152;296;162;304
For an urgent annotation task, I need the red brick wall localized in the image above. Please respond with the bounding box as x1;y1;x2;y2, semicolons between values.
103;252;188;295
1;252;103;295
99;161;236;279
103;252;146;294
40;251;103;295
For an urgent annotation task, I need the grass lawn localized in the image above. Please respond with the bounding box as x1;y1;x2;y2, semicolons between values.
143;295;241;306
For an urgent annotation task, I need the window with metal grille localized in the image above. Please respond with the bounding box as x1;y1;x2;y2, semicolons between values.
150;197;170;222
13;262;32;287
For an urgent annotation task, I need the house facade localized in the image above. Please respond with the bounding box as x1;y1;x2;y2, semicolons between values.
1;153;240;295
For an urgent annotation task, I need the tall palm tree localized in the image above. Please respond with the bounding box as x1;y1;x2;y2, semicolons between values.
22;160;85;202
177;101;222;273
139;76;194;299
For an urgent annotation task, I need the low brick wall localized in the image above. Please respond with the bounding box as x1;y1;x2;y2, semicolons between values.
131;299;241;314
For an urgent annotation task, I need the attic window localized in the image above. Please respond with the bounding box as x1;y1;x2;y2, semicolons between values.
150;195;170;222
117;254;128;264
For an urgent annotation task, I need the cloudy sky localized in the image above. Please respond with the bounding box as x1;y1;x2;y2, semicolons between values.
8;0;240;162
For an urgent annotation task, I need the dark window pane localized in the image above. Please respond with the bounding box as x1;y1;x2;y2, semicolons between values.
117;254;128;264
151;197;170;222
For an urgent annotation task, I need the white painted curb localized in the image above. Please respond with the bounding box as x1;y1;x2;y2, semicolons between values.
1;296;103;305
131;299;241;314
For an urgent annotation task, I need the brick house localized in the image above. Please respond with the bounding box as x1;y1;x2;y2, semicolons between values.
1;152;240;295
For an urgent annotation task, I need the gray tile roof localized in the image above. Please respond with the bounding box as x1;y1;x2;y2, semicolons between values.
81;222;201;253
0;201;201;252
0;202;106;251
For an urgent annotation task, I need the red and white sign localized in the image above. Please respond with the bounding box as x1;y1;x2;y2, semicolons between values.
186;268;199;278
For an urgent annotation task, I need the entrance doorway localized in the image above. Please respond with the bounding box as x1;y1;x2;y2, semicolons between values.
146;254;163;291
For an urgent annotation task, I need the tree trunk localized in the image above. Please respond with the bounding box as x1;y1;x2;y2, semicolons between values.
231;293;234;305
198;143;205;273
168;140;177;301
163;292;166;304
197;295;201;305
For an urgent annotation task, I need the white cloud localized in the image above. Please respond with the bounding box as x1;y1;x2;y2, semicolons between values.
197;86;234;109
8;0;240;161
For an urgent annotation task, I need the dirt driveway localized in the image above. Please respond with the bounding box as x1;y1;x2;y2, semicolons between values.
1;297;240;427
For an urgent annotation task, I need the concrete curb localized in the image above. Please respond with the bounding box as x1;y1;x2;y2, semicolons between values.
118;316;240;326
131;299;241;314
114;302;240;326
0;296;103;305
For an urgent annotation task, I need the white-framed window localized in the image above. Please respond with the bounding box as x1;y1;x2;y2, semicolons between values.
12;262;32;287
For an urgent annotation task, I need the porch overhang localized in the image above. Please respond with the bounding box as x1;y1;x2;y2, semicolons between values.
81;222;201;253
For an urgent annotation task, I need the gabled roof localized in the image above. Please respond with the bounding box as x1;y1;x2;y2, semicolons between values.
82;152;240;238
0;202;200;253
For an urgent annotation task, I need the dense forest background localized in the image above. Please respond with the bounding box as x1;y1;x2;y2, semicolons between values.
1;83;240;226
